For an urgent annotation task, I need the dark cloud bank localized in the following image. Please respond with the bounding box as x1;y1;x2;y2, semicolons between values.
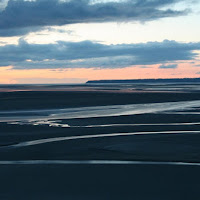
0;39;199;69
159;64;178;69
0;0;190;36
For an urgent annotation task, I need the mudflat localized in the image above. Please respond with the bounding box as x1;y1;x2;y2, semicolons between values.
0;84;200;199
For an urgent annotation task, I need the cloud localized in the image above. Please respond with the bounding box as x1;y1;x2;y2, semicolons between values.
0;41;7;45
0;0;8;11
0;27;42;37
0;26;74;37
0;0;190;36
0;39;199;69
159;64;178;69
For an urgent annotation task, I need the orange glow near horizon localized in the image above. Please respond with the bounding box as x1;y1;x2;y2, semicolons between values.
0;61;200;84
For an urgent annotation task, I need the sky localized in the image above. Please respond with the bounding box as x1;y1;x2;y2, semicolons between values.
0;0;200;84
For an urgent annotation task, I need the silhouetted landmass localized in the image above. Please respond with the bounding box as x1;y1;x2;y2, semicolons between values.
87;78;200;84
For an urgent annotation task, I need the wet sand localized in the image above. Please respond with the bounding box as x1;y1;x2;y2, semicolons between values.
0;84;200;199
1;164;200;200
1;90;200;111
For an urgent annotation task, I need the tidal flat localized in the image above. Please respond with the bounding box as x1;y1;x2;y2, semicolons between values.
0;83;200;199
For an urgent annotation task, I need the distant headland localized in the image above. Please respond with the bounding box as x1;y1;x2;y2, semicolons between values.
86;78;200;84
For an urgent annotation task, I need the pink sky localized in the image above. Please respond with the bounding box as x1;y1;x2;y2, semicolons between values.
1;61;200;84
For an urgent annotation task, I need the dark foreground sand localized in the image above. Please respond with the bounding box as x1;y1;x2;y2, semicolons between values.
0;164;200;200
